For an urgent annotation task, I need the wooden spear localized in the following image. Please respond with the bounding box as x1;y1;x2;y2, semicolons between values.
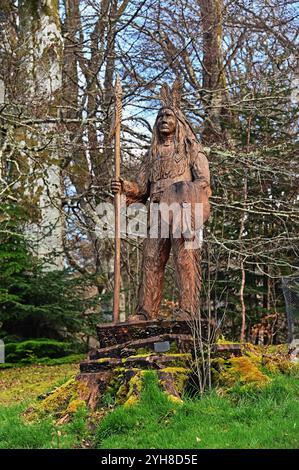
113;74;122;323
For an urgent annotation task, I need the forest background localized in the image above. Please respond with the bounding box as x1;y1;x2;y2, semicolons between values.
0;0;298;350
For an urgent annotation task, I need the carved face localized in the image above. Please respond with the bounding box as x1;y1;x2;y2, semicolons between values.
156;108;177;136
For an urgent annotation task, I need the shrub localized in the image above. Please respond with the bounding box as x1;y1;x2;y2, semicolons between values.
4;339;75;363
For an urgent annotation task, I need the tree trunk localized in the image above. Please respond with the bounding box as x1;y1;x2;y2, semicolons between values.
18;0;64;270
199;0;230;145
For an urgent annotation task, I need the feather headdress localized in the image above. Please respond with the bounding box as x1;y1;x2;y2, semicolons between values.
159;79;182;110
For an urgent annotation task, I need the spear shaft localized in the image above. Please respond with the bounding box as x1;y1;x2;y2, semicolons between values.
113;75;122;323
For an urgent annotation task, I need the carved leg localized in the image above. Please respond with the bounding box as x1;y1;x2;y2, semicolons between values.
172;237;202;319
136;237;171;319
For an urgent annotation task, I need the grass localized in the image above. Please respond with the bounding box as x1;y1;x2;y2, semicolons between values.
0;402;90;449
0;363;298;449
95;371;299;449
0;361;91;449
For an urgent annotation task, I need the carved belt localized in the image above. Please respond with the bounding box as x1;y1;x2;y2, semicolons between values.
150;174;192;198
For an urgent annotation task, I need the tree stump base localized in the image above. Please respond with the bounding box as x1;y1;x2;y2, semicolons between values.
76;319;197;408
24;319;242;420
76;319;240;409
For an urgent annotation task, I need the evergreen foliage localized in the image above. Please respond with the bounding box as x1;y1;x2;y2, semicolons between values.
0;204;98;341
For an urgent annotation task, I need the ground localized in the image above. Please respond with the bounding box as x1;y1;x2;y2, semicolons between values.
0;359;298;449
0;363;79;407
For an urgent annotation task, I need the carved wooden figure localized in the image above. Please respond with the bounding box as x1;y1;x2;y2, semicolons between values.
112;81;212;320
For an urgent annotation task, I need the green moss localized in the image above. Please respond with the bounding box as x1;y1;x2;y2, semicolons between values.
124;395;138;407
116;384;128;403
104;367;126;403
66;399;86;414
123;353;154;361
169;342;179;353
124;371;145;407
165;353;191;358
216;356;271;392
263;356;299;376
161;366;189;373
0;363;79;407
103;367;148;407
266;344;289;355
164;353;192;367
167;394;183;404
159;366;190;401
217;335;239;345
241;343;298;377
97;357;112;363
24;375;91;422
211;357;225;367
25;378;77;420
135;348;152;355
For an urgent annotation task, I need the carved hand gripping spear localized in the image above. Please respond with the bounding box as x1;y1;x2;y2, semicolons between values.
113;75;122;323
